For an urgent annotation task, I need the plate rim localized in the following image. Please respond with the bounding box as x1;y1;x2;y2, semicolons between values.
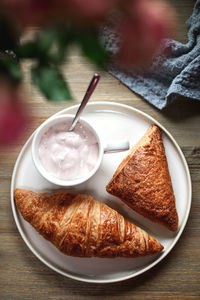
10;101;192;284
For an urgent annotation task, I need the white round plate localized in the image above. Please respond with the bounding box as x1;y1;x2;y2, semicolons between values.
11;101;192;283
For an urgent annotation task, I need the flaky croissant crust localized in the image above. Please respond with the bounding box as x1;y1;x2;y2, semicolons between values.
14;188;163;258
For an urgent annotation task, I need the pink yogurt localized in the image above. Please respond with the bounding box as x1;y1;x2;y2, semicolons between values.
38;120;99;181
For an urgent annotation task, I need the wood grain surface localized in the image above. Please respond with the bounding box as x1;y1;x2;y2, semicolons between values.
0;1;200;299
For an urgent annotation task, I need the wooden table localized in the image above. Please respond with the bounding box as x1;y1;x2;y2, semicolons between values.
1;1;200;298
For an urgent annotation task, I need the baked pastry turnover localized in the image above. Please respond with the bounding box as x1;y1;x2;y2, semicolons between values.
14;188;163;258
106;125;178;232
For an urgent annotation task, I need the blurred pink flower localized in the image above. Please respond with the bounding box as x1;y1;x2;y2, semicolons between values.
1;0;175;64
0;0;57;27
59;0;116;23
0;87;28;145
1;0;116;27
116;0;175;67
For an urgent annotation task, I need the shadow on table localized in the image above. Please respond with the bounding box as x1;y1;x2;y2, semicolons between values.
162;97;200;122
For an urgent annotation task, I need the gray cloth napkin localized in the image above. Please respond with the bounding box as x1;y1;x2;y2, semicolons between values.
104;0;200;109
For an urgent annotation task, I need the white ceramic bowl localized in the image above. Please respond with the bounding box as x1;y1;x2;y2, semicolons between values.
32;114;129;187
32;114;103;187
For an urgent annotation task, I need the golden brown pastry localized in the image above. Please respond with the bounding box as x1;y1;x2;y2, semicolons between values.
14;188;163;258
106;125;178;232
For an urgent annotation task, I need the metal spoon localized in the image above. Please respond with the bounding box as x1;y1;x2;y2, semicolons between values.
68;73;100;131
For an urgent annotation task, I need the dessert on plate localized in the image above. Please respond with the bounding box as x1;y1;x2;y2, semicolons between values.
106;125;178;232
14;188;163;258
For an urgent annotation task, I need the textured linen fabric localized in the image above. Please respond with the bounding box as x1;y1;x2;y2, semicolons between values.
104;0;200;109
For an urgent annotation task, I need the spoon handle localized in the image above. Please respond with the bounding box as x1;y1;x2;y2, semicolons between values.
68;73;100;131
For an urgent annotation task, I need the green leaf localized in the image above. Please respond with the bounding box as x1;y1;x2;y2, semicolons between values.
0;58;22;85
36;29;57;53
31;64;72;101
76;29;108;67
16;30;59;61
41;24;71;64
16;41;40;59
17;26;68;64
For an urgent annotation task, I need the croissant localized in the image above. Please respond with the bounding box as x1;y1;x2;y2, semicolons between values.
14;188;163;258
106;125;178;232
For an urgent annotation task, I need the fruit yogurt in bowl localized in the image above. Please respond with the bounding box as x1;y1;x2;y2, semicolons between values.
32;114;129;187
32;114;103;186
38;119;99;181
